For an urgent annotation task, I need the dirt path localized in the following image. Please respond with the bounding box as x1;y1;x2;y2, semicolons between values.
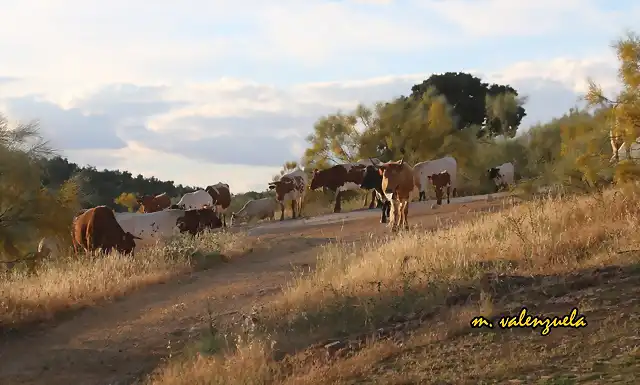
0;199;512;385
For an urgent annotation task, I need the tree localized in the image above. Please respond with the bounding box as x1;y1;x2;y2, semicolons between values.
581;30;640;184
0;115;79;258
114;192;138;212
303;111;362;169
409;72;527;137
485;91;528;138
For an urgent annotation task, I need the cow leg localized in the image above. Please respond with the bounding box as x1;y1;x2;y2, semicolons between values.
446;186;451;204
368;190;376;209
452;187;457;198
291;199;297;219
402;200;409;230
334;191;342;213
279;202;285;221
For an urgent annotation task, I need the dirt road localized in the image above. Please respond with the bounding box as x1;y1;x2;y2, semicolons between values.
0;198;512;385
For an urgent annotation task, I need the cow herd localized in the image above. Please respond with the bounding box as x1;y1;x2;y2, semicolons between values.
65;157;515;256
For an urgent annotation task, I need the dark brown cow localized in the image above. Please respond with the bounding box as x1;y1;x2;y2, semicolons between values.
309;163;380;213
137;193;171;213
268;169;308;220
72;206;141;255
176;208;223;236
205;183;231;227
427;171;451;205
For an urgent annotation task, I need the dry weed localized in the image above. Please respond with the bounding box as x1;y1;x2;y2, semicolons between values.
0;230;251;328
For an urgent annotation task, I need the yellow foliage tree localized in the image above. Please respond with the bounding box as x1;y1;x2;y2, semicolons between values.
114;192;138;212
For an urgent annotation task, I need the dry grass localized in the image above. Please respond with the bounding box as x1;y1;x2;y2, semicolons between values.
147;185;640;385
0;230;251;329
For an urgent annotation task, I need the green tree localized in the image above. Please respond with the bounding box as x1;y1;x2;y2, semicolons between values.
409;72;527;137
303;111;362;168
485;92;528;138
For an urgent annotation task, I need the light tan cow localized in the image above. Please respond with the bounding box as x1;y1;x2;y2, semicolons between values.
376;158;415;232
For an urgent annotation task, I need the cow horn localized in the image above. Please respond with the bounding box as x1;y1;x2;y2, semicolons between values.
399;157;404;165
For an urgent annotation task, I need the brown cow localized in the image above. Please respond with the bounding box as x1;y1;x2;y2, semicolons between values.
176;208;223;236
205;183;232;227
268;169;308;220
376;158;415;232
72;206;141;255
427;171;451;205
137;193;171;213
309;163;379;213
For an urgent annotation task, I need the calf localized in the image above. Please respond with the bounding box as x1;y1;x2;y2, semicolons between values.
360;165;391;223
137;192;171;213
177;189;214;210
176;208;223;236
488;162;515;192
309;163;373;213
72;206;141;255
230;197;278;226
427;171;451;205
413;156;457;202
205;182;232;227
376;159;415;232
268;169;308;220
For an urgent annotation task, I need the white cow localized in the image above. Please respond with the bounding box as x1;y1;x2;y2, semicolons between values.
230;197;278;226
413;156;458;202
615;137;640;162
115;209;188;248
488;162;515;192
177;189;213;210
37;237;63;259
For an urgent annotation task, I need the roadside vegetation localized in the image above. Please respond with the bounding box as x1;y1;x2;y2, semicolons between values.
145;31;640;384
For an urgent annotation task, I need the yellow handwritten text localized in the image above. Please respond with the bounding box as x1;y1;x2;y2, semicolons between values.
469;307;588;336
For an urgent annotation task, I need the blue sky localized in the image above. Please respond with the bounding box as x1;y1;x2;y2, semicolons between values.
0;0;636;192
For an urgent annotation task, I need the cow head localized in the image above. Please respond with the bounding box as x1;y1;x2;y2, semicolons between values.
117;232;142;255
428;171;450;205
361;165;383;190
269;179;292;201
488;167;501;180
176;210;200;235
309;168;327;190
378;158;406;195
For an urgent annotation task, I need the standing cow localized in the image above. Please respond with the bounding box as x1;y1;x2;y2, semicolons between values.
72;206;141;255
205;182;232;227
177;190;214;210
360;165;391;223
309;163;377;213
230;197;278;226
268;169;308;221
488;162;515;192
376;159;415;232
356;158;383;209
428;171;452;205
137;193;171;213
413;156;458;202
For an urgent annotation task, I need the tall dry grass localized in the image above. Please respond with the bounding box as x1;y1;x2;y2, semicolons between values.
147;185;640;385
0;230;250;328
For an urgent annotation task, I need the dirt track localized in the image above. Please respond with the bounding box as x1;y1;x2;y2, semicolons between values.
0;198;513;385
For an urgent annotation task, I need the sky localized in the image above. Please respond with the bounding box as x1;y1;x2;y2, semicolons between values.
0;0;636;193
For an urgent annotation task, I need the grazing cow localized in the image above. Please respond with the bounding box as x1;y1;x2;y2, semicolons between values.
177;190;214;210
309;163;378;213
360;165;392;223
230;197;278;226
376;159;415;232
427;171;452;205
137;193;171;213
356;158;383;209
268;169;308;220
72;206;141;255
115;208;220;248
176;208;223;236
205;182;232;227
413;156;458;202
488;162;515;192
